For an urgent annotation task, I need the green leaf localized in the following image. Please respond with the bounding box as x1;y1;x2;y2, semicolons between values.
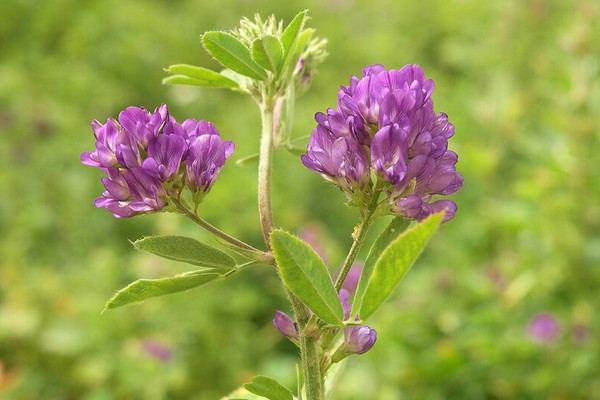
251;35;283;72
102;269;225;312
281;10;308;56
163;64;239;88
202;31;267;81
351;217;410;315
133;235;236;269
270;230;343;325
278;10;307;76
359;212;444;319
243;375;294;400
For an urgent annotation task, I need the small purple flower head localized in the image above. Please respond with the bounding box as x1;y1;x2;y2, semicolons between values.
303;64;462;221
273;310;298;340
82;104;234;217
527;313;560;343
343;325;377;355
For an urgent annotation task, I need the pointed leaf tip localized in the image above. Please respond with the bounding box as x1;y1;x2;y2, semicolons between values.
243;375;294;400
359;212;444;319
202;31;268;81
102;269;225;312
164;64;239;89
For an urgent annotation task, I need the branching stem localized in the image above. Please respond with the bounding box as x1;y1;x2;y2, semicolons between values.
171;197;261;253
334;191;381;292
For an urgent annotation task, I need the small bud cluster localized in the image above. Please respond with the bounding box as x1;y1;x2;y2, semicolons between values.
273;287;377;361
301;65;462;222
81;105;234;217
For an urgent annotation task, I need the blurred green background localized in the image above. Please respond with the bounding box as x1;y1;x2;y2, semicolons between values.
1;0;599;398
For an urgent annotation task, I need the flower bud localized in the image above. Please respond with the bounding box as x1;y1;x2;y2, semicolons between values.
273;310;298;340
343;325;377;355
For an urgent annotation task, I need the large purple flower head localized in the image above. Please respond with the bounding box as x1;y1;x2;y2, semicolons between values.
302;64;462;222
82;104;234;217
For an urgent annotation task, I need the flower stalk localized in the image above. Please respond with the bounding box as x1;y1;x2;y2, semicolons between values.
334;191;381;292
171;197;261;253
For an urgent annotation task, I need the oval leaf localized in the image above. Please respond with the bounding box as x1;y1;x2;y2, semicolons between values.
359;212;445;319
164;64;239;88
133;235;235;269
251;35;283;72
202;31;267;81
270;230;343;325
243;375;294;400
102;269;224;312
351;217;410;315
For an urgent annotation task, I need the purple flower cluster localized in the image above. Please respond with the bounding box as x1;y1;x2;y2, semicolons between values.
301;65;463;222
81;105;234;217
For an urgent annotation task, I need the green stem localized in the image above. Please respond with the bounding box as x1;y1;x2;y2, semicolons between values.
171;197;261;253
290;294;324;400
256;93;323;399
334;192;381;292
258;96;275;248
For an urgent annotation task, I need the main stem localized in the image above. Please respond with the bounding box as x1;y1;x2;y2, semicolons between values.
256;94;324;399
258;96;275;248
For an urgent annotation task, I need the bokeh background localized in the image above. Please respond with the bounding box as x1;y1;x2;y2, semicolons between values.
1;0;599;399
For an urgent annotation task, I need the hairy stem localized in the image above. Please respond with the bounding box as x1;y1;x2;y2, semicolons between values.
257;93;324;399
171;197;261;253
258;96;275;248
291;294;324;400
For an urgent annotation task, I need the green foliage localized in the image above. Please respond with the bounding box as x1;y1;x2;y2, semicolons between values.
352;216;410;316
243;375;294;400
278;10;308;80
103;269;226;312
1;0;599;399
202;31;268;81
270;230;343;325
251;36;284;73
360;212;444;319
163;64;240;89
133;235;236;269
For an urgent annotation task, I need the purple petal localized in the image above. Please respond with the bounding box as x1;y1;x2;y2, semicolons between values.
431;199;457;222
344;325;377;354
371;124;408;185
146;133;187;181
273;310;298;340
